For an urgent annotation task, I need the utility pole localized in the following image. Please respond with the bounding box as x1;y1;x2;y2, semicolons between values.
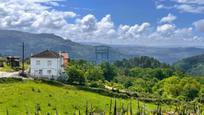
20;42;26;77
22;42;25;74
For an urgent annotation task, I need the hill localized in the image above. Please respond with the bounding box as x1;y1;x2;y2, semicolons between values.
174;54;204;76
80;42;204;64
114;56;169;69
0;79;157;114
111;45;204;64
2;29;204;64
0;30;127;62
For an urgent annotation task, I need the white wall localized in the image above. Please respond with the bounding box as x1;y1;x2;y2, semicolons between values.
30;57;64;79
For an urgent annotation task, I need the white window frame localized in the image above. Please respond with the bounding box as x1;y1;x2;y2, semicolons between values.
47;70;52;75
36;60;40;65
47;60;52;66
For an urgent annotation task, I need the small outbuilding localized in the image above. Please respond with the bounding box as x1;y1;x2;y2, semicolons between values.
0;57;6;67
7;56;20;68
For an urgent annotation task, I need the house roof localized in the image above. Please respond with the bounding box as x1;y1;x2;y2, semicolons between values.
31;50;61;58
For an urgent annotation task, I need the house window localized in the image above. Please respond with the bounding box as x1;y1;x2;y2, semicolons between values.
39;70;43;75
34;70;38;75
36;60;40;65
47;60;52;66
47;70;52;74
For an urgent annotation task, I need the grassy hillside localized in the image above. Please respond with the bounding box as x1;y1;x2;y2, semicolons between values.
174;54;204;76
0;79;159;115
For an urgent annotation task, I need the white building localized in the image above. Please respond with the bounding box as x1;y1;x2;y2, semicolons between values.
30;50;67;79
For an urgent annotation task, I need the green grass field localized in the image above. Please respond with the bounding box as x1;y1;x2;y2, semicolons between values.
0;64;14;72
0;80;165;115
0;63;29;72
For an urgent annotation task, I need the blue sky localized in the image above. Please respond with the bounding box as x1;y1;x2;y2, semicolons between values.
0;0;204;47
58;0;203;27
61;0;158;25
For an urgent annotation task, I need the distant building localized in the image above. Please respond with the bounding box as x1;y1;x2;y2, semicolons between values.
30;50;68;79
95;46;109;64
0;57;6;67
7;56;20;68
60;52;69;67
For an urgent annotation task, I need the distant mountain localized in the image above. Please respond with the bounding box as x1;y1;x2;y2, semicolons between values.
174;54;204;76
0;30;127;62
80;42;204;64
1;30;204;64
110;45;204;64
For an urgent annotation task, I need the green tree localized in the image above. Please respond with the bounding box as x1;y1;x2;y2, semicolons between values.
128;78;147;92
128;67;173;79
66;66;86;85
85;66;104;81
124;80;133;88
152;76;182;98
114;56;169;69
128;67;144;77
100;62;117;81
181;78;200;101
153;76;201;100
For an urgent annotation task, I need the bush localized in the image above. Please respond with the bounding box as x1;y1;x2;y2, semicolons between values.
85;66;104;81
89;81;105;88
0;78;23;83
100;62;118;81
57;72;69;83
66;66;86;85
124;80;133;88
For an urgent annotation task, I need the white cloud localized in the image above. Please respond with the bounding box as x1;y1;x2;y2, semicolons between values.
97;14;115;34
156;4;165;9
173;0;204;5
76;14;97;32
0;0;76;32
0;0;203;46
157;24;176;33
118;23;150;40
160;13;177;23
156;0;204;14
175;4;204;13
193;19;204;32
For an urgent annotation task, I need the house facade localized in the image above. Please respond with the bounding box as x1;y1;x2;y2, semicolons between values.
30;50;68;79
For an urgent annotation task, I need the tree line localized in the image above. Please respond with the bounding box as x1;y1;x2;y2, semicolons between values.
58;56;204;104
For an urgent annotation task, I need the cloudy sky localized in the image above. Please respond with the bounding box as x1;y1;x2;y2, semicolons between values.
0;0;204;47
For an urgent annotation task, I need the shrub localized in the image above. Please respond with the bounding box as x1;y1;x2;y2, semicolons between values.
100;62;118;81
48;103;51;107
0;78;23;83
37;89;41;93
89;81;105;88
31;87;35;92
85;66;104;81
66;66;86;85
57;72;69;83
124;80;133;89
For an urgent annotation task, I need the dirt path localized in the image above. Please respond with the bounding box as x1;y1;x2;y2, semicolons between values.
0;71;20;78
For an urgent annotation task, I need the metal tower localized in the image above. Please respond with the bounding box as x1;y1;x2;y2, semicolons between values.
95;46;109;64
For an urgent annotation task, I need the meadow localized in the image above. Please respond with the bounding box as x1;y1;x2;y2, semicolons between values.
0;79;160;115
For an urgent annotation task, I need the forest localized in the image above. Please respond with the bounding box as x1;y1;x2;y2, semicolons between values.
60;56;204;104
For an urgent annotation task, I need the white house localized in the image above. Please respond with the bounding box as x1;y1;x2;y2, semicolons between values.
30;50;68;79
